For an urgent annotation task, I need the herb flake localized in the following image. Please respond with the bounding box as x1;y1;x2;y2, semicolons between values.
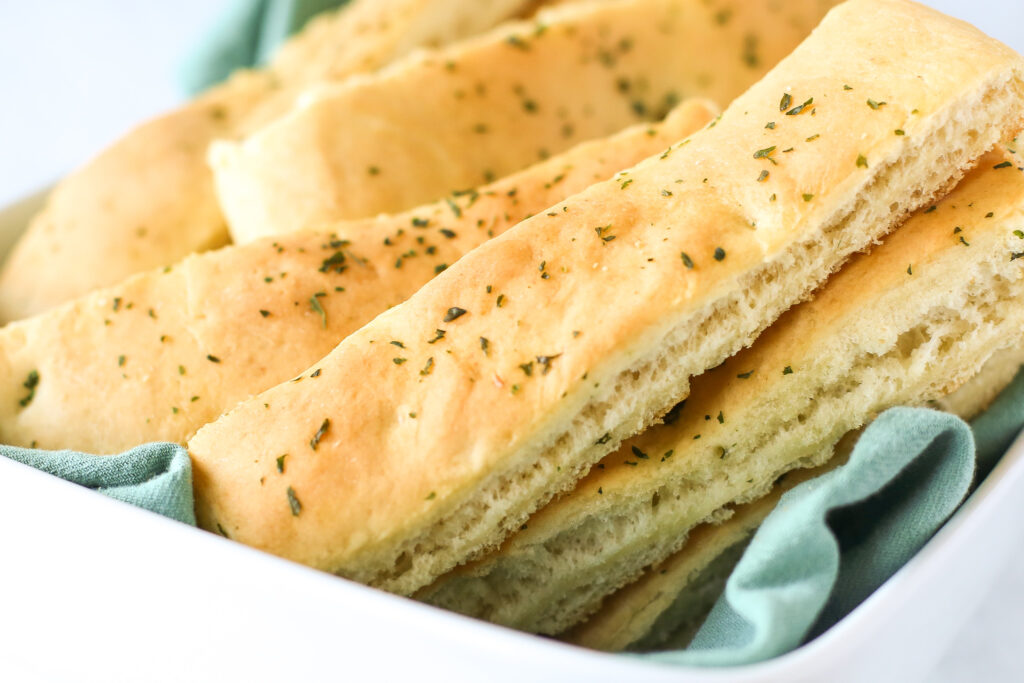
310;419;330;450
286;487;302;516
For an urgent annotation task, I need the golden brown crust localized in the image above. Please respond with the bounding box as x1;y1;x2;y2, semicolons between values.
188;0;1024;593
213;0;841;242
0;101;713;453
0;0;541;321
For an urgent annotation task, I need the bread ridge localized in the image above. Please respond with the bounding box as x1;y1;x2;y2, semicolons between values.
0;0;542;322
0;101;713;453
419;148;1024;633
188;0;1024;597
212;0;841;242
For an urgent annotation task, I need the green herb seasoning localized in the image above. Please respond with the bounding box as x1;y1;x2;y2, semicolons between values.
713;247;726;261
393;357;407;365
779;93;792;111
480;337;490;355
803;194;815;202
765;121;776;130
536;354;560;375
310;419;330;450
519;362;534;376
786;97;813;116
895;129;905;136
856;154;868;168
681;252;695;269
737;370;754;379
445;197;462;219
866;99;887;110
259;309;271;318
596;433;612;445
995;161;1014;169
427;329;446;344
757;170;769;182
631;445;649;460
207;354;221;364
286;487;302;516
390;341;405;349
443;307;467;322
118;355;126;367
18;370;39;408
783;366;793;375
309;296;327;328
276;454;287;473
753;146;777;165
717;411;725;424
440;229;456;239
506;34;529;50
496;294;505;308
420;358;435;376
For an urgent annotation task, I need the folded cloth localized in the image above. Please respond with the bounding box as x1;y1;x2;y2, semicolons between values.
0;443;195;525
179;0;347;94
647;407;976;666
971;369;1024;482
2;370;1022;666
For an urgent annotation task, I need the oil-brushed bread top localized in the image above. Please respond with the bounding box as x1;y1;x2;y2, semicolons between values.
0;101;714;454
188;0;1024;587
0;0;543;322
212;0;842;242
522;149;1024;536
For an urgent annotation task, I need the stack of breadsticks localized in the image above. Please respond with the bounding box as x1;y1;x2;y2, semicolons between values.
3;0;1024;651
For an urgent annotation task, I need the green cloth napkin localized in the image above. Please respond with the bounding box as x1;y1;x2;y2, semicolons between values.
648;407;976;666
0;443;195;525
179;0;348;95
8;1;1015;668
2;368;1022;668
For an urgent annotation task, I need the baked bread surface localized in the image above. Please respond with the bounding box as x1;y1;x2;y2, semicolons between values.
213;0;841;242
421;149;1024;633
0;101;713;453
189;0;1024;596
0;0;542;321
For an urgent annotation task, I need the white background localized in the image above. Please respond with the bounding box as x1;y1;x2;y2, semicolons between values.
0;2;1021;680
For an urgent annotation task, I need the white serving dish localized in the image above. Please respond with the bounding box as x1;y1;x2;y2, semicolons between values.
0;190;1022;683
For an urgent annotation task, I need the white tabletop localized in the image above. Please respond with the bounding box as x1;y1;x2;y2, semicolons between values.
0;2;1022;681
